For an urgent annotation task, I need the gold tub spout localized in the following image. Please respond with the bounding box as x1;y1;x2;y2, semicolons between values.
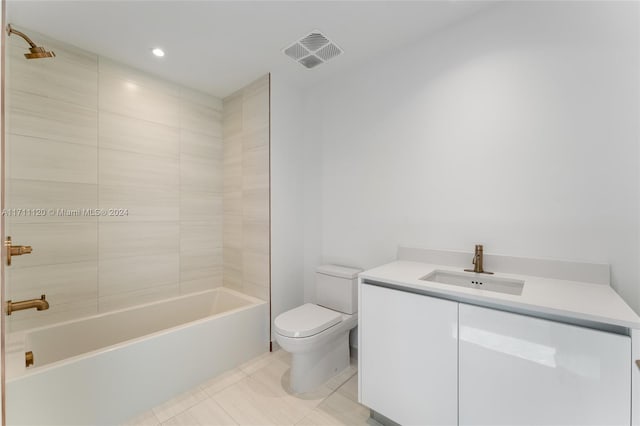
6;294;49;315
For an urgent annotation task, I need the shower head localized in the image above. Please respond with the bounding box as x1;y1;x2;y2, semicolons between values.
6;24;55;59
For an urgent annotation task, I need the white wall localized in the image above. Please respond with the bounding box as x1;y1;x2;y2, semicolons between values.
302;1;640;313
270;75;306;338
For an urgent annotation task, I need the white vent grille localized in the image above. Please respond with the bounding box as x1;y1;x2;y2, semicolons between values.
316;43;341;62
284;43;309;61
282;30;342;70
299;55;323;69
299;32;329;51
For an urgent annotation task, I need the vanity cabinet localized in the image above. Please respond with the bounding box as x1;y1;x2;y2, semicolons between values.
459;304;631;426
359;283;458;425
360;282;632;426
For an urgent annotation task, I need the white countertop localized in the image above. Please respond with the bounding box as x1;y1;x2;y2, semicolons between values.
360;260;640;330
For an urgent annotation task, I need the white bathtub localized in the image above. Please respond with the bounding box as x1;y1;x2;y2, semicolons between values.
5;288;269;425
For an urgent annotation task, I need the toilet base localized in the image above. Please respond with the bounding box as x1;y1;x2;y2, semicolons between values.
289;332;350;393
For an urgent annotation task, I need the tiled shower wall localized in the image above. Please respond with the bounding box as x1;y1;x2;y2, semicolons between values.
222;76;270;301
4;30;228;331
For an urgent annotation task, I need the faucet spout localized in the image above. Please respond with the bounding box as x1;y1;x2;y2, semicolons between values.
464;244;493;275
6;294;49;315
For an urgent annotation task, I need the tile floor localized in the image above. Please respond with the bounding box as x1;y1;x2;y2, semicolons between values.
122;349;376;426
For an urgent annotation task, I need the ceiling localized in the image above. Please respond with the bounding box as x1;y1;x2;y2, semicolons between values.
6;1;495;98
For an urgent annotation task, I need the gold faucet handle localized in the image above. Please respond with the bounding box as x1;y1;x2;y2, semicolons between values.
5;236;33;266
12;245;32;255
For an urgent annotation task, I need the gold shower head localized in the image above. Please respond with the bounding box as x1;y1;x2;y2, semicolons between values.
6;24;55;59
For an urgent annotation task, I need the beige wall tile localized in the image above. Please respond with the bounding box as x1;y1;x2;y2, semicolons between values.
9;135;97;184
223;215;242;249
9;42;98;109
222;93;243;138
8;222;98;268
243;188;269;222
223;160;242;193
99;112;179;158
180;129;222;161
180;191;222;222
181;99;223;137
99;184;179;222
242;76;269;132
98;284;180;313
180;86;223;110
7;261;98;304
99;253;179;296
99;73;180;127
8;301;98;333
223;247;242;271
223;192;242;216
5;32;238;327
242;145;269;191
223;265;242;292
222;74;270;301
180;221;223;252
8;29;97;71
99;221;179;259
99;148;179;189
7;90;97;146
180;277;223;294
242;282;269;301
180;248;222;282
180;155;222;193
6;179;97;224
243;250;270;288
242;219;270;254
98;56;180;98
242;127;269;152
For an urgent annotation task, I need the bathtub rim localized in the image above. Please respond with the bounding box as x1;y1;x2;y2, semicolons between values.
6;287;267;380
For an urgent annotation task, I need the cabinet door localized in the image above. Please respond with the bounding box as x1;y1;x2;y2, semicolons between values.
360;283;458;425
459;304;631;426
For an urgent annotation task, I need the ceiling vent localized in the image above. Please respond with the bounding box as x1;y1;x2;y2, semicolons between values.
283;30;343;69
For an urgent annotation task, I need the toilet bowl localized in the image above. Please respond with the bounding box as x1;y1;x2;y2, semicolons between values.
274;265;361;393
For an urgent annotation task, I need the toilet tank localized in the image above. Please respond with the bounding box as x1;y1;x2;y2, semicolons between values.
316;264;363;314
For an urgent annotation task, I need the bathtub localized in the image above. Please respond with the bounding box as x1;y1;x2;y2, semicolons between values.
5;287;269;426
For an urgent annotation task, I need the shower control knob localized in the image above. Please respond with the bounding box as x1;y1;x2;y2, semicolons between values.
5;236;33;266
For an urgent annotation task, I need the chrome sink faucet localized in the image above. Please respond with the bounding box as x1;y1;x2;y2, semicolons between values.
464;244;493;275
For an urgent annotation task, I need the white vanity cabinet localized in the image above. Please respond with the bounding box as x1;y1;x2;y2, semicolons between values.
360;283;458;426
360;282;633;426
459;304;631;426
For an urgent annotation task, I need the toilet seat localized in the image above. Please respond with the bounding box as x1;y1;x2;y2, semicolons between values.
274;303;342;338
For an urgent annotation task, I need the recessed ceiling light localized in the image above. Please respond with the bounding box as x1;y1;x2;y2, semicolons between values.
151;48;165;57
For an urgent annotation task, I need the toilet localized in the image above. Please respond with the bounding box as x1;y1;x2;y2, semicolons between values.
274;264;362;393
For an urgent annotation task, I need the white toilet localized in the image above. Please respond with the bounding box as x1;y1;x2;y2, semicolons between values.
274;264;362;393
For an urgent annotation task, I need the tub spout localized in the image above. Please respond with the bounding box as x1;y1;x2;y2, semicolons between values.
6;294;49;315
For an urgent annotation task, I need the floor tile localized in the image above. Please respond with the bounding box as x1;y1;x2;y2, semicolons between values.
296;391;370;426
162;398;237;426
200;368;248;397
124;350;367;426
273;349;292;365
238;350;281;375
152;389;209;423
250;357;332;403
325;362;358;392
120;409;160;426
336;374;359;402
212;376;294;425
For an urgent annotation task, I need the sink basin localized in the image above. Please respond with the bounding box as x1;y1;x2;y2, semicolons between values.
420;270;525;296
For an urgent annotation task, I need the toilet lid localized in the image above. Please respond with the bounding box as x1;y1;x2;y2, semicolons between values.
274;303;342;338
